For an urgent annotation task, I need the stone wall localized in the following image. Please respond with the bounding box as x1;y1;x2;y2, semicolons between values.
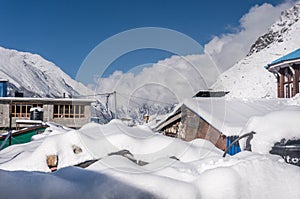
179;106;226;151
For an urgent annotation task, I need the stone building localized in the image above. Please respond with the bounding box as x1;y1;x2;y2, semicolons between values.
0;97;95;129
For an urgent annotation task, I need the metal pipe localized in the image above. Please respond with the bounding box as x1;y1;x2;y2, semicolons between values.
223;131;256;157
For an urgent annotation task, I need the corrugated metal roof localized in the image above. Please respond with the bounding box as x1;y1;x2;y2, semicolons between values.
0;97;95;103
267;48;300;69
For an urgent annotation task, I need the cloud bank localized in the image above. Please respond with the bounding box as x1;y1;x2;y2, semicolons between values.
205;1;294;71
92;1;294;108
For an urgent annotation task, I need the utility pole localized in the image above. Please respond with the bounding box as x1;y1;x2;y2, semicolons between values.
9;100;12;145
105;94;109;111
114;91;117;119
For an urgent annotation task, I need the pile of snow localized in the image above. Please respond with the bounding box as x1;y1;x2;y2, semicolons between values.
31;122;73;140
241;110;300;154
0;120;300;198
0;120;222;172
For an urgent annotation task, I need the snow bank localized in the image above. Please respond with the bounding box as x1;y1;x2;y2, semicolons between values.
78;120;222;165
1;120;300;198
1;151;300;199
0;120;222;172
241;110;300;154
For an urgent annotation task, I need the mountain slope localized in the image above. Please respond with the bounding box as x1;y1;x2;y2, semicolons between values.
0;46;92;97
212;2;300;98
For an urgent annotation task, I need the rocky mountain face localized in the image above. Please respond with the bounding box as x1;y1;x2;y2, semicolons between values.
248;2;300;56
212;1;300;99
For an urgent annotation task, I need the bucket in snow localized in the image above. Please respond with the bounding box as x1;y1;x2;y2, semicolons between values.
30;107;44;121
270;139;300;167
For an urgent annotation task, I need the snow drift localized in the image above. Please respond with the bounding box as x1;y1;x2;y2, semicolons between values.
0;120;300;198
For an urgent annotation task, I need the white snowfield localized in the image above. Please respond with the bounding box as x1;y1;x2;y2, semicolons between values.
0;119;300;199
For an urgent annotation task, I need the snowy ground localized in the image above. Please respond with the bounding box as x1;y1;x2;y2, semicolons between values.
0;119;300;199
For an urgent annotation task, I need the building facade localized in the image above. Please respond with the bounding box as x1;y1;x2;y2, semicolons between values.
0;97;94;129
267;48;300;98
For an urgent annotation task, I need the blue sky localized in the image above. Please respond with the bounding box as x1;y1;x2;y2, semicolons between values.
0;0;286;78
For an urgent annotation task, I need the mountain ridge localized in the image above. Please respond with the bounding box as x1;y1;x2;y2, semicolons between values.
211;1;300;98
0;46;92;98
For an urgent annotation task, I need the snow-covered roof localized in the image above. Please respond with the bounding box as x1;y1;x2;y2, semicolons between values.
193;90;229;98
266;48;300;70
155;97;300;136
0;97;95;104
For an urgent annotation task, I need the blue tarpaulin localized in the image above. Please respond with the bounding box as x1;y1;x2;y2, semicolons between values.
226;136;241;155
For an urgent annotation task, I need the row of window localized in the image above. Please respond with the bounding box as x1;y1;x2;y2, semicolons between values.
11;104;43;118
53;104;85;118
11;103;85;118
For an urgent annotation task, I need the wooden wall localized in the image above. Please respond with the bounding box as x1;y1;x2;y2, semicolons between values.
277;64;300;98
161;105;226;151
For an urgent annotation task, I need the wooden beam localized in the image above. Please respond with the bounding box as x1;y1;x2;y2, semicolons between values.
293;64;300;96
155;112;181;131
279;68;285;98
286;68;292;98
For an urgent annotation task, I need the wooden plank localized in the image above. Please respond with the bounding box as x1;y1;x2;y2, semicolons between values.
279;68;285;98
155;112;181;131
293;65;300;96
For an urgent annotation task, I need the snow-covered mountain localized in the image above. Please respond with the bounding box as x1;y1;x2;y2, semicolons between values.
117;103;176;125
0;46;92;98
212;2;300;98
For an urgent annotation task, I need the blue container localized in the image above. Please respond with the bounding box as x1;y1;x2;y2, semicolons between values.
0;80;8;97
226;136;241;155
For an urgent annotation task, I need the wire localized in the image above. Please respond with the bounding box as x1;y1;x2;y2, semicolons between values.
117;93;143;107
117;92;176;105
72;92;115;98
70;91;175;106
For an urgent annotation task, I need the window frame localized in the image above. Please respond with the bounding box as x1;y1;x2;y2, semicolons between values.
53;104;85;119
11;103;43;118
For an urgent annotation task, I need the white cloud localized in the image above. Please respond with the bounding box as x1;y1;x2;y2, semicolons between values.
205;1;294;71
95;54;220;107
93;1;295;107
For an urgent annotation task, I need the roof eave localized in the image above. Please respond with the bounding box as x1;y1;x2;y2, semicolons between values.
267;58;300;71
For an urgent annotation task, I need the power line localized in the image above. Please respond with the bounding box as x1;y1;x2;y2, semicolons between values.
73;91;176;106
117;93;143;107
72;92;115;98
117;92;176;105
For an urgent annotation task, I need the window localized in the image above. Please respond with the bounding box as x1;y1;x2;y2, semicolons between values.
53;104;85;118
11;103;43;118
